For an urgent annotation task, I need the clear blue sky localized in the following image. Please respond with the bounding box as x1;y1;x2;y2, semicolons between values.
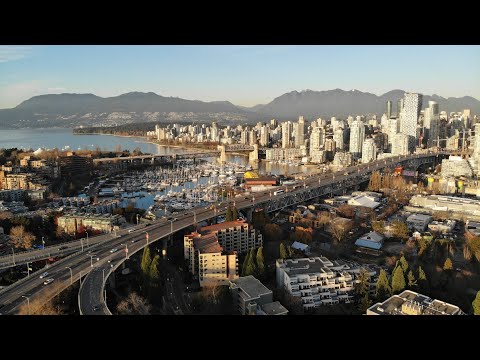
0;45;479;109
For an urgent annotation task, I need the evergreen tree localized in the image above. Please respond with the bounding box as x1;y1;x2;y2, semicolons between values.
256;246;265;275
287;246;294;258
472;291;480;315
375;269;391;301
391;266;406;294
399;255;409;274
279;242;288;260
417;266;428;292
354;268;370;298
149;255;161;287
243;248;257;276
443;258;453;271
232;207;239;221
358;293;372;313
407;270;417;288
226;205;233;222
141;246;152;279
241;250;251;277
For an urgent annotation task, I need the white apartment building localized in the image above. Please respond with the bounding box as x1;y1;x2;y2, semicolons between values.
423;101;440;147
392;133;410;156
309;149;326;164
441;156;473;178
295;116;306;147
332;152;353;168
399;92;423;152
333;128;344;150
282;122;291;148
349;119;365;159
361;138;377;163
276;256;378;310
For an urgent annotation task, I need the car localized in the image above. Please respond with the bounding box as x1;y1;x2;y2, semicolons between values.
39;272;49;279
172;218;178;222
92;305;100;311
110;248;118;253
43;278;54;285
131;239;138;243
145;223;152;227
58;246;68;250
128;229;135;233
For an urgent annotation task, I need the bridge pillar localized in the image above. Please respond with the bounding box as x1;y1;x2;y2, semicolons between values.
246;208;253;223
108;272;116;289
249;144;259;162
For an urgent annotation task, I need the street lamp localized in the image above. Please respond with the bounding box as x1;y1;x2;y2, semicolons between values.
193;210;197;224
102;268;106;283
21;295;30;315
26;262;32;278
80;238;84;252
65;266;73;284
89;255;97;268
86;232;89;248
41;236;45;248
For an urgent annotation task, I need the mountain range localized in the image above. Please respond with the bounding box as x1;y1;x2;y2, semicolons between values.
0;89;478;128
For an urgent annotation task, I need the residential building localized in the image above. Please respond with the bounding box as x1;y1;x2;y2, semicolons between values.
355;231;384;250
0;189;25;202
423;101;440;147
184;220;262;286
441;156;473;178
349;118;365;159
392;133;410;156
408;194;480;219
367;290;463;315
58;152;93;177
291;241;311;255
282;122;291;148
57;213;125;234
229;275;288;315
260;125;269;147
276;256;378;309
386;101;392;119
361;138;377;163
295;116;306;147
428;220;456;234
332;152;353;168
406;213;432;232
309;126;324;150
399;92;423;152
333;128;344;150
309;149;326;164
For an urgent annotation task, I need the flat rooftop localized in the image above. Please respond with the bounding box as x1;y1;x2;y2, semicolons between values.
261;301;289;315
200;220;248;234
230;275;271;299
193;233;224;254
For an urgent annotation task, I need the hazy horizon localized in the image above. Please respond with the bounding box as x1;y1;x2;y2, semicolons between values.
1;45;479;109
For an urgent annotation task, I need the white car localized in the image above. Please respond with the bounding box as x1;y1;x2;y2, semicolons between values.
39;272;49;279
43;278;54;285
110;248;118;253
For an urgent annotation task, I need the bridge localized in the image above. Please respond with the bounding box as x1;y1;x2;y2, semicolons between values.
0;152;446;315
92;151;219;165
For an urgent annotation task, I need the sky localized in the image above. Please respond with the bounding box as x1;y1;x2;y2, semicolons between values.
0;45;479;109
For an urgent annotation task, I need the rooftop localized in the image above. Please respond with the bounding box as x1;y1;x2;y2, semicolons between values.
261;301;289;315
230;275;272;299
407;213;432;221
192;233;224;254
200;220;248;234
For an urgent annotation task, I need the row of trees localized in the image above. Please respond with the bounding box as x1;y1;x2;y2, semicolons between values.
241;246;265;278
140;247;161;304
225;205;239;222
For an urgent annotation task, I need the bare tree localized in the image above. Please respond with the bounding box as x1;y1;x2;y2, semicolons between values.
9;225;35;249
116;292;152;315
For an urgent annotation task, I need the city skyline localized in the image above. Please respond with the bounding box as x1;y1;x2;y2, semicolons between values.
1;45;479;109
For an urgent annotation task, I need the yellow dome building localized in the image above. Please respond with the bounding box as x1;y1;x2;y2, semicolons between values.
244;170;259;179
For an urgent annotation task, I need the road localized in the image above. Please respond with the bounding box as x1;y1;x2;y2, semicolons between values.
0;153;441;314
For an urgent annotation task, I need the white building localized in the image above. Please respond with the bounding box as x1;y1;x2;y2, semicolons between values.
332;152;353;168
428;220;456;234
295;116;306;148
424;101;440;147
441;156;473;178
392;133;410;156
406;213;432;232
309;149;326;164
276;256;378;309
399;92;423;152
333;128;344;150
349;119;365;159
282;122;291;149
309;126;324;150
361;138;377;163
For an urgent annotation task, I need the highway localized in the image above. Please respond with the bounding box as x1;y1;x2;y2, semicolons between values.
0;152;441;314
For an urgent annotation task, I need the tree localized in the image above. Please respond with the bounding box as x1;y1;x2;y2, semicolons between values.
279;242;288;260
407;270;417;289
368;171;382;192
140;246;152;281
225;205;233;222
232;207;239;221
463;232;480;263
241;250;251;276
443;258;453;271
243;248;257;277
317;212;332;230
116;292;151;315
337;204;355;218
375;269;391;302
256;247;265;275
391;265;406;294
354;268;370;298
472;291;480;315
399;255;409;274
9;225;35;249
331;223;347;243
149;255;161;286
359;293;372;313
391;221;409;241
371;220;385;234
417;266;428;293
263;223;283;242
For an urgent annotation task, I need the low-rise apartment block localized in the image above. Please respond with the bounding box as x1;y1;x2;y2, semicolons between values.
276;256;378;310
367;290;463;315
229;275;288;315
